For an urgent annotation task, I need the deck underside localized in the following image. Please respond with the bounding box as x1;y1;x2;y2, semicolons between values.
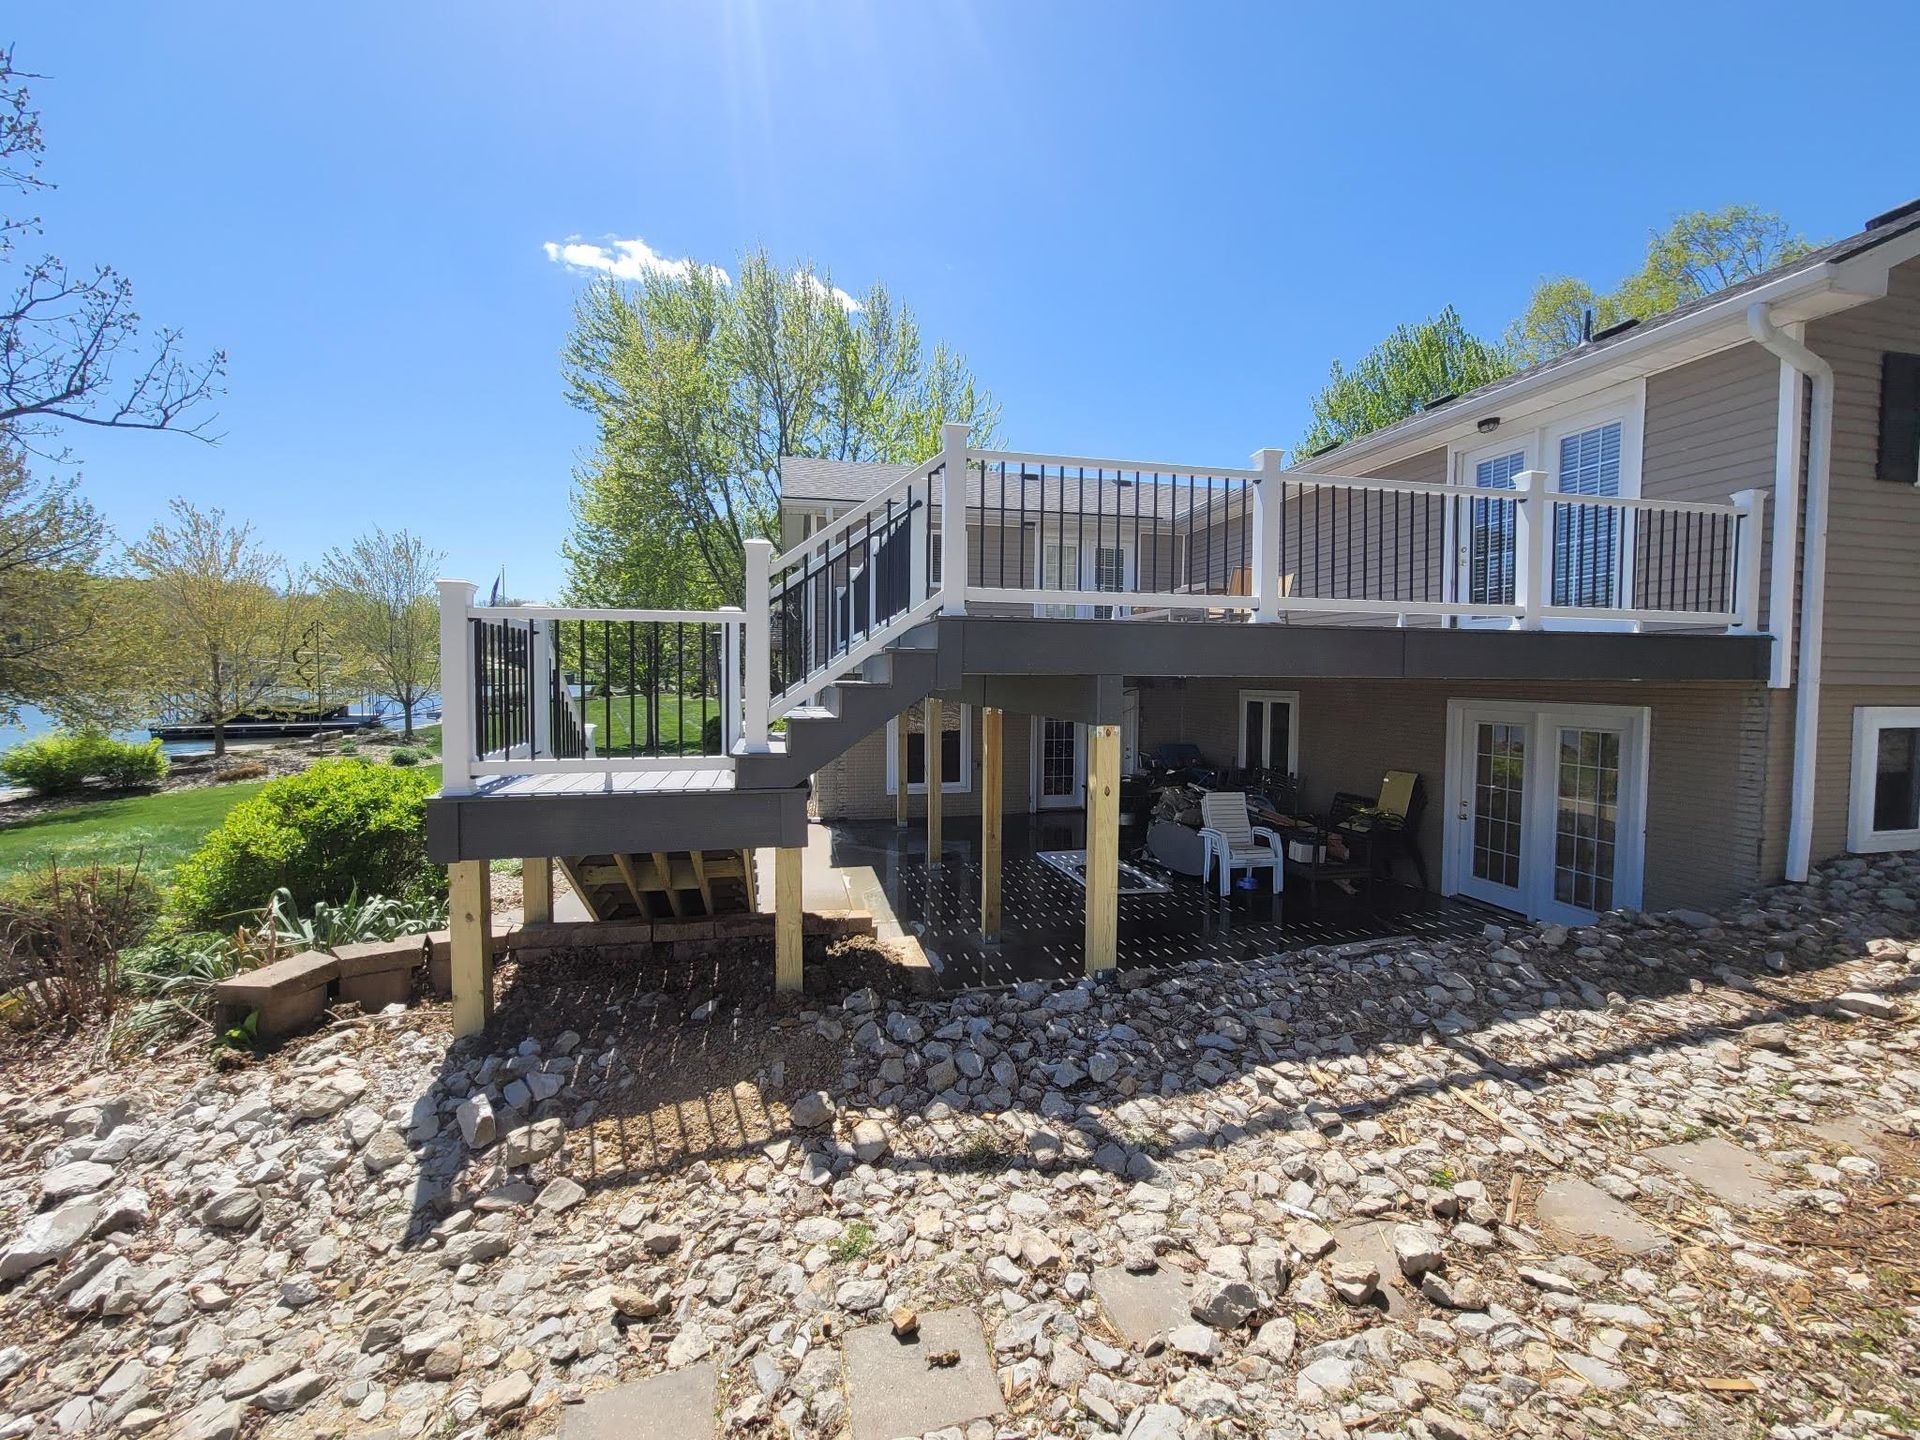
426;616;1771;864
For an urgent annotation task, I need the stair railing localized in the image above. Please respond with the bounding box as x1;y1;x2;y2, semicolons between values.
742;423;970;749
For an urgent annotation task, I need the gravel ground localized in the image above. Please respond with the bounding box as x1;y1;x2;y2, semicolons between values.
0;853;1916;1440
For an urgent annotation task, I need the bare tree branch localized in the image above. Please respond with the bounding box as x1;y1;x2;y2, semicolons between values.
0;44;224;453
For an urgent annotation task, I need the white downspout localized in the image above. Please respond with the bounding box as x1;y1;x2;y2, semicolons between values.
1746;302;1834;883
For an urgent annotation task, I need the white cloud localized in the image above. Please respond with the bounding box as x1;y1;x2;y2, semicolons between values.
541;236;861;312
541;236;730;286
798;271;862;313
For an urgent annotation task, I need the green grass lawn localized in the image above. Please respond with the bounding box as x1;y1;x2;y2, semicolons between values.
0;782;267;885
579;692;720;755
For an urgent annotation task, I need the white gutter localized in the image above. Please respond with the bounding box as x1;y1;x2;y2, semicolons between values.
1746;302;1834;883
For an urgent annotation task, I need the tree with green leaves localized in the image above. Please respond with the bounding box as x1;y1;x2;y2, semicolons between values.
560;249;999;608
318;527;443;738
0;445;118;724
1507;205;1816;366
124;501;307;756
1296;307;1512;457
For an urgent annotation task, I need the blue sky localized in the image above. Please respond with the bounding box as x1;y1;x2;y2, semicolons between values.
11;2;1919;601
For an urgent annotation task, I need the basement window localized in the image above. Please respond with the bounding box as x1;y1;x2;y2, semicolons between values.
1849;706;1920;852
885;701;970;795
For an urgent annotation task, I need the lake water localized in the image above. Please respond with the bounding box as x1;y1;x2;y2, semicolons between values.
1;698;439;758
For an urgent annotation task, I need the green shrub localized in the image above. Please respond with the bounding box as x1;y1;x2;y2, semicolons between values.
91;737;169;788
0;864;162;958
0;732;169;794
389;748;421;767
167;759;441;925
701;714;724;755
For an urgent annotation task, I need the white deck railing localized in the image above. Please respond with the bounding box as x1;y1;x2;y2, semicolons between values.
440;437;1770;790
438;586;743;794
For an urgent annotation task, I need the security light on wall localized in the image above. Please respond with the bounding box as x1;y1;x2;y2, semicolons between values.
1476;416;1501;434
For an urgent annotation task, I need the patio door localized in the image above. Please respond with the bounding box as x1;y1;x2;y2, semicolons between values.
1033;716;1085;809
1445;701;1648;922
1452;703;1534;911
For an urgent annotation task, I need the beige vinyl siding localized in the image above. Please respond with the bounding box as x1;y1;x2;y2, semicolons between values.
1138;676;1772;912
1638;342;1781;629
1808;258;1920;686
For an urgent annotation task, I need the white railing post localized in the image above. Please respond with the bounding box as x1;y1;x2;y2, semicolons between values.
743;538;773;753
1729;487;1769;635
1249;447;1285;624
529;619;553;760
436;579;478;794
940;422;970;615
1512;470;1550;629
717;607;743;754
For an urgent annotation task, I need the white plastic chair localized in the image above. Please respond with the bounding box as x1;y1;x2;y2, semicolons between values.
1198;791;1285;898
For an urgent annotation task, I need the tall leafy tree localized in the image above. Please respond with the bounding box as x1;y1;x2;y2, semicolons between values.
318;527;443;738
1507;204;1816;365
560;249;998;607
0;445;115;723
124;501;306;756
1297;307;1512;457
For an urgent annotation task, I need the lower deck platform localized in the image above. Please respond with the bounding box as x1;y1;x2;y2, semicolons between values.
767;813;1503;990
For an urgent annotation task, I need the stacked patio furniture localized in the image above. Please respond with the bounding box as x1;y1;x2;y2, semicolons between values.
1197;791;1285;899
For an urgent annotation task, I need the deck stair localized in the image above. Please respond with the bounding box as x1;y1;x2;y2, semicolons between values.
734;632;942;790
558;849;758;921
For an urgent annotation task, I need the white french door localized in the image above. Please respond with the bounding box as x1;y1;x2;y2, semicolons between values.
1445;701;1648;923
1033;716;1085;809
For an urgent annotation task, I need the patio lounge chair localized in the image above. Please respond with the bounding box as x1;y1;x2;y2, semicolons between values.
1198;791;1285;899
1327;769;1429;889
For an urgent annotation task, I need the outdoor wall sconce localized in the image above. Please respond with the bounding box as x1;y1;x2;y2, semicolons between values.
1476;416;1501;433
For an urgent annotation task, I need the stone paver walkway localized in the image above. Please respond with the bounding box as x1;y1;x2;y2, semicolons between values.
1327;1221;1415;1318
841;1308;1003;1440
559;1361;717;1440
1645;1136;1789;1211
1535;1176;1671;1255
1090;1264;1191;1347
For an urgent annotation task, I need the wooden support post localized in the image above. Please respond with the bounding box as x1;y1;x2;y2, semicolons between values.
896;712;911;829
924;697;944;869
1084;723;1120;976
448;860;494;1037
980;706;1003;939
774;845;804;993
521;857;552;924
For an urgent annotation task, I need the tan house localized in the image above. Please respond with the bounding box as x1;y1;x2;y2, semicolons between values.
776;198;1920;917
424;197;1920;1035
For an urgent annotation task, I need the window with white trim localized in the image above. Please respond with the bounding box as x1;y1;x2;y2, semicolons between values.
886;701;970;795
1849;706;1920;852
1237;690;1299;775
1551;419;1626;608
